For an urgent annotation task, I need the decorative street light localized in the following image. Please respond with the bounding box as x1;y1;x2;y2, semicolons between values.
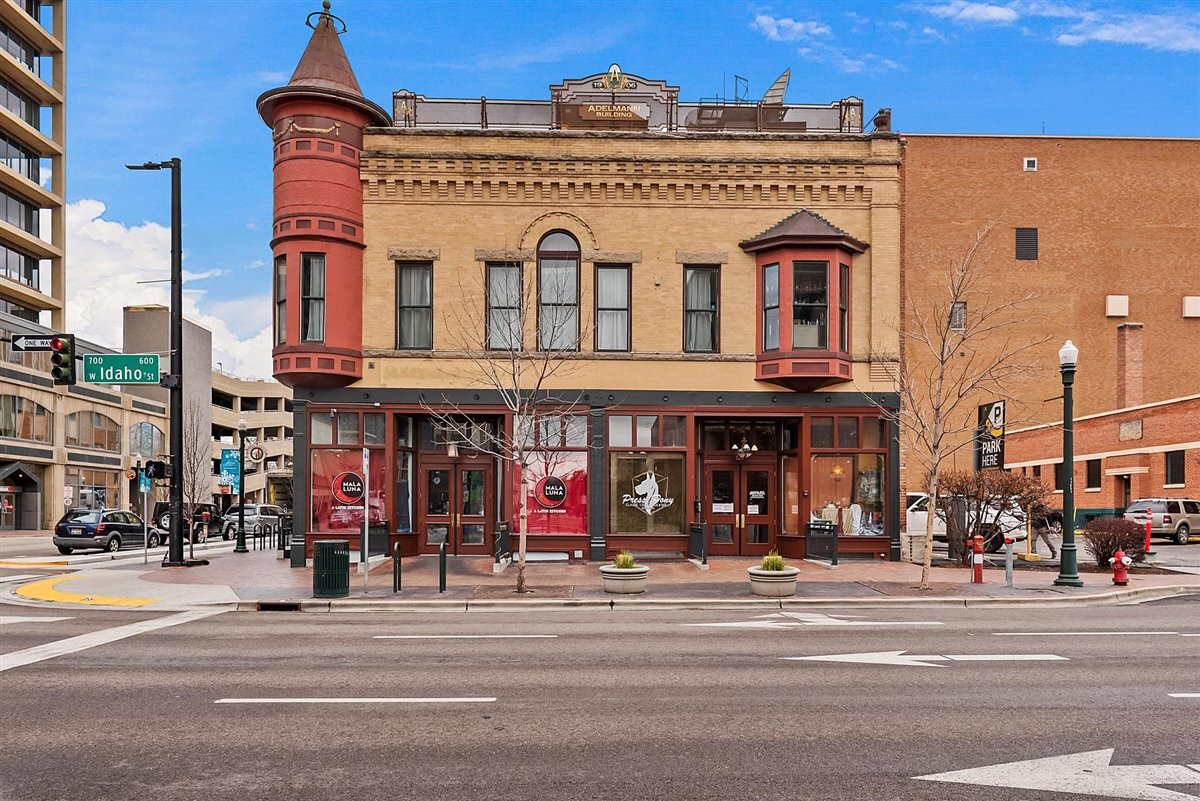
234;417;249;554
1054;340;1083;587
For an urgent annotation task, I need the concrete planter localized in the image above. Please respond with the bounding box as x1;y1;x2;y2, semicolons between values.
747;566;801;597
599;564;650;594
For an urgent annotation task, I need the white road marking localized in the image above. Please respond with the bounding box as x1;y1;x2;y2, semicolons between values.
373;635;557;639
1168;693;1200;698
915;749;1200;800
0;610;223;672
686;612;943;630
0;615;72;625
994;631;1179;636
784;650;1067;668
216;697;497;704
0;574;39;584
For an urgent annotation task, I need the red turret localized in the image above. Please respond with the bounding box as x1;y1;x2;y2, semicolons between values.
257;1;389;389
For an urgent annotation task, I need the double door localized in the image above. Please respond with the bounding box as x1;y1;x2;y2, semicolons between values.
420;461;493;555
704;461;776;556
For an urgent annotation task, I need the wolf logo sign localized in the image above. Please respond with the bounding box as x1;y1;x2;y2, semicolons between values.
622;471;675;516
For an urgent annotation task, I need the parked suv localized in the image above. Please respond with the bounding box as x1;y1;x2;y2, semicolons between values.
1124;498;1200;545
221;504;285;540
905;493;1029;553
151;502;225;542
53;508;162;554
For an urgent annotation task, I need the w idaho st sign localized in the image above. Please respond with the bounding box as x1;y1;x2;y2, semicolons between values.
83;354;161;384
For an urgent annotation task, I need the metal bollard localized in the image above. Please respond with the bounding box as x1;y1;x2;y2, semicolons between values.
393;542;402;593
439;541;447;593
1004;537;1015;588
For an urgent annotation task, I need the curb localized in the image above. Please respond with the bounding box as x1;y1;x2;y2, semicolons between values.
0;540;240;568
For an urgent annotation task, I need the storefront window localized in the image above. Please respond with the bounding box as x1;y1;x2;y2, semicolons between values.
395;450;412;533
810;453;885;536
311;448;385;532
518;450;588;536
64;467;120;510
861;417;886;449
609;452;685;535
782;454;801;536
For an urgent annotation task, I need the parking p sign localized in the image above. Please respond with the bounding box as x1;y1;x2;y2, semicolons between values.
974;401;1005;471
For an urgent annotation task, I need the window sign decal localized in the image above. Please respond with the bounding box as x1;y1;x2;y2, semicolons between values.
623;470;675;516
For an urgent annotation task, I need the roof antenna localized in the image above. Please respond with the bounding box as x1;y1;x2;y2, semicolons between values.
307;0;346;33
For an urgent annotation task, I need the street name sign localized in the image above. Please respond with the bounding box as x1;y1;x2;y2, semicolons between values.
915;749;1200;800
83;354;160;384
10;335;53;352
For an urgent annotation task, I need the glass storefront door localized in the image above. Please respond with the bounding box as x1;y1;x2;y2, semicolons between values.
419;461;493;555
703;462;776;556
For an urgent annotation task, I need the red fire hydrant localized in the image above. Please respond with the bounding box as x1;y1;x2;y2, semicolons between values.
971;534;985;584
1109;547;1132;586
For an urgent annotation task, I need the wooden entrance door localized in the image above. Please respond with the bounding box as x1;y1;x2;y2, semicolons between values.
419;460;493;555
703;461;777;557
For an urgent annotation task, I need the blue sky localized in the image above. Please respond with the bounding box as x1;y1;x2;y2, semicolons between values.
65;0;1199;376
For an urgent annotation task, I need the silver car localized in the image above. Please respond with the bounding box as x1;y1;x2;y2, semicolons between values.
1124;498;1200;546
221;504;285;539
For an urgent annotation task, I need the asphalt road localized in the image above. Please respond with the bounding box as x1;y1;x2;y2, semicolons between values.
2;599;1199;801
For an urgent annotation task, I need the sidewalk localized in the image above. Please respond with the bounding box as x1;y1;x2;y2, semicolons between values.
6;546;1200;611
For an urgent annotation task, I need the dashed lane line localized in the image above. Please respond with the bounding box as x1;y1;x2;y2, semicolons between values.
13;574;160;607
216;697;497;704
372;635;558;639
0;610;223;672
0;615;72;625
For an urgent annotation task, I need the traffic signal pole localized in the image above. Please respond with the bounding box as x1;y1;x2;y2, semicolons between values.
167;158;185;567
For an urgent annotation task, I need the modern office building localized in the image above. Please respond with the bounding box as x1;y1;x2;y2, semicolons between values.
210;369;293;509
260;5;903;564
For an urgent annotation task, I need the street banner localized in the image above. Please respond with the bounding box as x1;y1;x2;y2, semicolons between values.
974;401;1006;471
219;449;241;493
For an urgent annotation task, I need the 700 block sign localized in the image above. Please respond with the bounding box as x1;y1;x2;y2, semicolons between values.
83;354;161;384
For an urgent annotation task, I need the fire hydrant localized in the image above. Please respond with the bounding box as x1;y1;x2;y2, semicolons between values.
1109;547;1132;586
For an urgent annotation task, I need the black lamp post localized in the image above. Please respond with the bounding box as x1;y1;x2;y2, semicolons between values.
1054;339;1083;587
234;417;249;553
126;158;185;567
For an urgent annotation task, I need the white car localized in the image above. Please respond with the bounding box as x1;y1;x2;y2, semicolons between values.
221;504;285;540
905;492;1029;553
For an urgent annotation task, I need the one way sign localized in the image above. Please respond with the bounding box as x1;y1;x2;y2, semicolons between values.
10;336;53;352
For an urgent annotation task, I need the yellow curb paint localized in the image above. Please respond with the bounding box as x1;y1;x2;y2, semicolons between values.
0;560;68;567
14;575;160;607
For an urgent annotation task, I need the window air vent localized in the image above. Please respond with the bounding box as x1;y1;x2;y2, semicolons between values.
1015;227;1039;260
1024;157;1038;172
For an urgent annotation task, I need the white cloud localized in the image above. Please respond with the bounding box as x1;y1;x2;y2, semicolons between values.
66;199;273;380
922;25;949;40
253;70;289;85
927;1;1019;24
751;14;832;42
1056;12;1200;52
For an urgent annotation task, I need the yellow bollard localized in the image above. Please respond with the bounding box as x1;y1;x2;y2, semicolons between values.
1018;504;1041;561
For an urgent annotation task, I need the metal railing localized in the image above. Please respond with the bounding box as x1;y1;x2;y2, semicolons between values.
806;521;838;565
688;523;707;565
494;520;511;564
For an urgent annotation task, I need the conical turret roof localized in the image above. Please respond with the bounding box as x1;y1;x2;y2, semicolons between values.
288;4;364;95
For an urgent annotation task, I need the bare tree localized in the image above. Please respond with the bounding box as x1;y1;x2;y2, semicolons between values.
181;398;211;558
934;470;1048;564
869;223;1049;589
421;261;593;593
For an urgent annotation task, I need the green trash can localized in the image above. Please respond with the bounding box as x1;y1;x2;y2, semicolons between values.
313;539;350;598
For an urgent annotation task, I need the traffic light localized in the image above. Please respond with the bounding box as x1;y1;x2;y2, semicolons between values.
49;334;76;386
145;460;169;479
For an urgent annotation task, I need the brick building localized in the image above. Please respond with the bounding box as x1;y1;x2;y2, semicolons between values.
260;5;903;564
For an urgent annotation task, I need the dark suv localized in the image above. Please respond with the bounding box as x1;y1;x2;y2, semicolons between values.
53;508;162;554
151;502;225;542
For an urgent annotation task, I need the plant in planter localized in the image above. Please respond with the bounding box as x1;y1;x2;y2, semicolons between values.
599;550;650;594
747;551;801;597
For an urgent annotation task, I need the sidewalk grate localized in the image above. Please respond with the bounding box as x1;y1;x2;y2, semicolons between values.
257;601;303;612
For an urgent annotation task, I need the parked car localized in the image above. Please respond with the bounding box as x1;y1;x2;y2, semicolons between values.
152;502;224;542
905;492;1029;553
220;504;285;540
1123;498;1200;545
53;508;163;554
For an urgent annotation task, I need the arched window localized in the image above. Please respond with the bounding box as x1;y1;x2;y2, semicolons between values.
66;411;121;452
0;395;51;443
129;422;165;458
537;231;580;351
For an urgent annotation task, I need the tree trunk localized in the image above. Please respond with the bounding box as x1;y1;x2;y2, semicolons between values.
516;467;529;594
920;471;938;590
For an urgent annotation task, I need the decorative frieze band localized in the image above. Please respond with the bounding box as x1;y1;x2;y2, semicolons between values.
675;250;729;264
583;250;641;263
387;247;441;261
474;248;534;262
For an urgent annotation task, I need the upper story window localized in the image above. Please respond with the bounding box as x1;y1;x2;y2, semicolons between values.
396;261;433;350
839;264;850;352
486;262;522;350
762;263;779;351
273;256;286;346
950;301;967;331
1;245;38;291
300;253;325;343
537;232;579;351
66;411;120;452
129;422;165;458
1015;227;1038;260
793;262;827;349
1165;450;1186;485
0;394;50;442
684;265;719;353
0;76;37;128
595;264;630;352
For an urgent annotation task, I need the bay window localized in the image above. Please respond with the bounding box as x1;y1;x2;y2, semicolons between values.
793;261;827;349
300;253;326;343
273;255;286;345
762;263;779;351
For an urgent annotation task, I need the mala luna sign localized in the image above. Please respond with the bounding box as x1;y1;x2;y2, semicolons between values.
332;471;365;505
974;401;1006;471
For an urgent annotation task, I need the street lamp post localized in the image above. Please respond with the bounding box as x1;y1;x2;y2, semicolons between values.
235;418;249;553
1054;339;1084;587
126;158;185;567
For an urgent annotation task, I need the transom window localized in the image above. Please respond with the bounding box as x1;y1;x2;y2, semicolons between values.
537;232;579;351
